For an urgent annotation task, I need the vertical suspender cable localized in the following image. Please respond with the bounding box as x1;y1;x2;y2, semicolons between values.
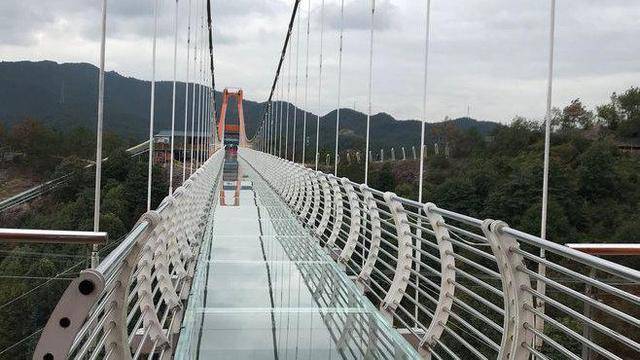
207;88;210;156
91;0;108;268
197;4;202;165
209;88;212;155
169;0;179;194
197;18;202;167
195;84;201;168
190;8;198;175
292;14;300;163
315;0;325;171
272;96;276;154
363;0;375;185
205;0;217;151
267;102;271;154
272;87;276;154
279;78;284;157
269;89;278;155
302;0;310;166
274;93;278;155
285;47;291;160
273;86;277;155
333;0;345;176
537;0;556;347
197;16;204;167
416;0;432;327
147;0;159;211
183;0;192;182
418;0;431;206
271;93;275;154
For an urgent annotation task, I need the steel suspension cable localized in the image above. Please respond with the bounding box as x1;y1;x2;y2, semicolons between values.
147;0;159;211
333;0;345;176
363;0;376;185
169;0;180;194
91;0;107;268
302;0;310;166
292;14;301;163
183;0;192;182
315;0;325;171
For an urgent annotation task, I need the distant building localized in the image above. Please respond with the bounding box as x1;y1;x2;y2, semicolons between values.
153;130;209;164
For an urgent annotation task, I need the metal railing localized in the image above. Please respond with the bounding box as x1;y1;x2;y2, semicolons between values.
0;141;150;213
240;148;640;360
33;149;224;360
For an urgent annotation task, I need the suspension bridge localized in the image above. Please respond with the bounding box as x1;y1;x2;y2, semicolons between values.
1;0;639;359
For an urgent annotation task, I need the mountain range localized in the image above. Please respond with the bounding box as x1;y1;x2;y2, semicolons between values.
0;61;499;150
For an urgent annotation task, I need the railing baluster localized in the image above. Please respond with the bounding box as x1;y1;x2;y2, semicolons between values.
419;203;456;357
482;219;535;360
380;192;413;323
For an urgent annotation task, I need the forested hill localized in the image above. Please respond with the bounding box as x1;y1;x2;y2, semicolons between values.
0;60;497;148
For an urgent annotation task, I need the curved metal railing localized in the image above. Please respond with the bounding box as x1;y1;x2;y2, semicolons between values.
33;150;224;360
240;148;640;360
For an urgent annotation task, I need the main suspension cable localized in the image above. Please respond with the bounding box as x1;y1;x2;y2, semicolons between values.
248;0;301;144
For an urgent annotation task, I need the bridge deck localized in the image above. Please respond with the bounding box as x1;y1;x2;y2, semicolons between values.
175;155;419;359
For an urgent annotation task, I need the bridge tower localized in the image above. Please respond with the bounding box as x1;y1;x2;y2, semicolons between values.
217;88;247;148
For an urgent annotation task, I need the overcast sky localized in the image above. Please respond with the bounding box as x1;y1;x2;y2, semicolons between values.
1;0;639;124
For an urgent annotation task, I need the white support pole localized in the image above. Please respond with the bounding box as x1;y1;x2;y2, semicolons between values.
364;0;376;185
147;0;159;212
183;0;192;182
537;0;557;347
302;0;311;167
315;0;325;171
334;0;345;176
91;0;108;268
169;0;179;194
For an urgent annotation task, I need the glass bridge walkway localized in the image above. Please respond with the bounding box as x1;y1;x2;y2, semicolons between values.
174;155;419;359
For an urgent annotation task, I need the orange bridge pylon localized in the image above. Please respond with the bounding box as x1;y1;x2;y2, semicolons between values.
217;88;246;147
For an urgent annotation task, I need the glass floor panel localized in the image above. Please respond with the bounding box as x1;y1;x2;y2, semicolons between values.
175;154;420;359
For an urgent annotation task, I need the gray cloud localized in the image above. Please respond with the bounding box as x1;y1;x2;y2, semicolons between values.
321;0;398;31
0;0;639;124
